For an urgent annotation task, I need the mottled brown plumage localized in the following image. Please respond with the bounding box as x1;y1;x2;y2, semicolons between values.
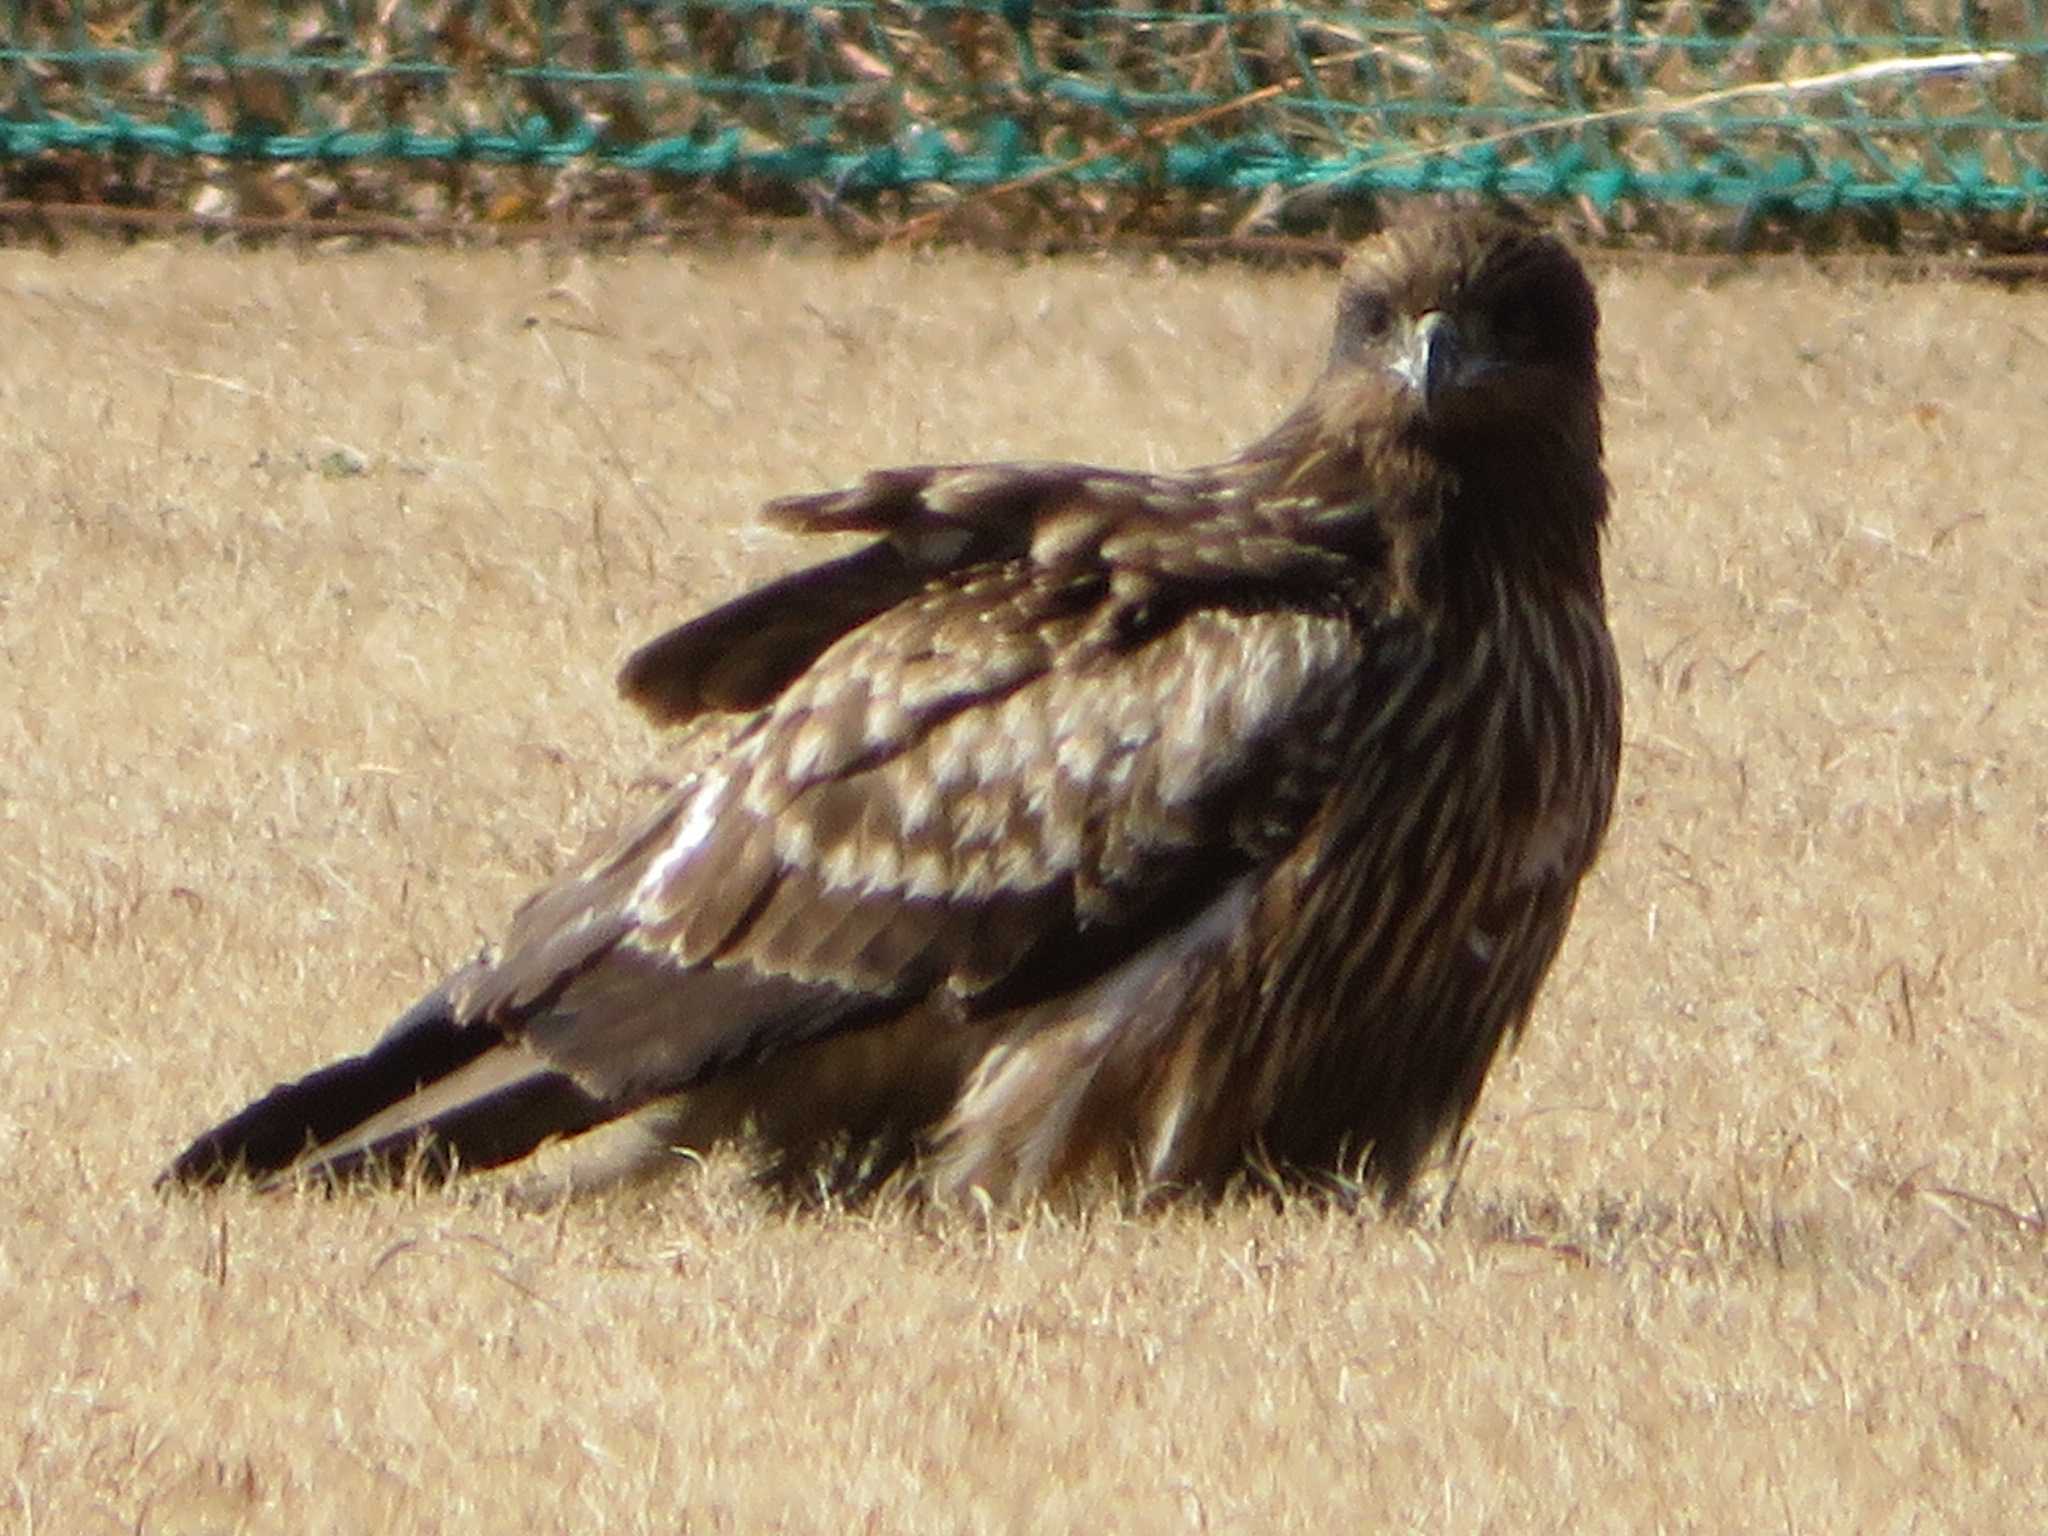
164;207;1620;1207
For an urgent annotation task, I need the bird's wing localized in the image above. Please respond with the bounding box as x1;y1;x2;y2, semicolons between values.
458;461;1415;1112
617;461;1368;728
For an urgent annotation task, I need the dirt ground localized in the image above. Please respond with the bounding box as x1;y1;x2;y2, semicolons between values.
2;237;2043;1533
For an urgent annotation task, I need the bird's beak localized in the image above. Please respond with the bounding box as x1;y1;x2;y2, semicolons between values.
1390;309;1462;414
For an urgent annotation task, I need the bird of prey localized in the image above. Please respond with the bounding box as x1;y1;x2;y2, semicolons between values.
163;207;1620;1208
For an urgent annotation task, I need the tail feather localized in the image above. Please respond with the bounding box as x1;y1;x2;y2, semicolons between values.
159;984;613;1189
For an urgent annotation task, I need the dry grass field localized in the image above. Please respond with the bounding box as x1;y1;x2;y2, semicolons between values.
3;236;2044;1533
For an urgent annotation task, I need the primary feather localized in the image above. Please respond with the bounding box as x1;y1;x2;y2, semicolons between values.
163;207;1621;1206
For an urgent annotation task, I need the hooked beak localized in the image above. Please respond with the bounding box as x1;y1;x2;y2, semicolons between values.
1389;309;1462;415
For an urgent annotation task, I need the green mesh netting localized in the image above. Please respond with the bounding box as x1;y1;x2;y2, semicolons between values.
1;3;2042;244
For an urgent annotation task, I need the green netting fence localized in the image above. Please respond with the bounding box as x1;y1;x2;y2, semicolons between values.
1;3;2043;248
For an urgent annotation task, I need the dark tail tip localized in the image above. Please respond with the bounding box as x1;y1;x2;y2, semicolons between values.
158;983;608;1191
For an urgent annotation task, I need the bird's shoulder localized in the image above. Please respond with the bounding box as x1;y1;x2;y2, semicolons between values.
619;456;1407;732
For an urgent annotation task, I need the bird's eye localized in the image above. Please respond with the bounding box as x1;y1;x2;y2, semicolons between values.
1346;290;1394;342
1492;301;1543;357
1329;288;1395;366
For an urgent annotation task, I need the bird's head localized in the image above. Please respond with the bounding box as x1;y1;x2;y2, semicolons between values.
1323;207;1601;454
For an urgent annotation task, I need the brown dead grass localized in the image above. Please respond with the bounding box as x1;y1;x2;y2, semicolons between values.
2;240;2044;1533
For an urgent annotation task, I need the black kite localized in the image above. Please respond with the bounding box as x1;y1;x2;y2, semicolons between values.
165;208;1621;1208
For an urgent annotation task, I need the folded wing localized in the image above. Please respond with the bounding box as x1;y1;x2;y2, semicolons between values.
165;462;1400;1190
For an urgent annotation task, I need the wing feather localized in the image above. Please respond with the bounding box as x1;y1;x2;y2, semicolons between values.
616;456;1368;735
619;461;1102;731
449;482;1396;1121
